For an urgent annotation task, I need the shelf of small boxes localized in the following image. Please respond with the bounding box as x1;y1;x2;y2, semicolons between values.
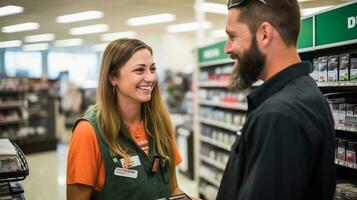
198;117;242;133
198;100;248;111
335;159;357;169
335;125;357;133
200;155;227;171
198;81;229;88
200;135;232;152
318;81;357;87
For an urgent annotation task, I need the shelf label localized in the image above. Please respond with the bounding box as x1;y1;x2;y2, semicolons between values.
198;41;230;63
297;17;313;49
315;2;357;46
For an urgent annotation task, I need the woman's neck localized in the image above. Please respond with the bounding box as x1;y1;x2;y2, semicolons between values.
118;98;142;127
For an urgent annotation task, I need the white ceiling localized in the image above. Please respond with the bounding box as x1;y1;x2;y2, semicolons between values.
0;0;350;48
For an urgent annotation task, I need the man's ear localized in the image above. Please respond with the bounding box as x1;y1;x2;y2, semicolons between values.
257;22;273;49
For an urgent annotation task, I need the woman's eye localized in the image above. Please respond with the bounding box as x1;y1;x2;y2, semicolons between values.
151;67;157;72
135;68;144;73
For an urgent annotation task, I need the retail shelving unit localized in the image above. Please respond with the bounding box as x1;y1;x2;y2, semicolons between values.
196;41;248;200
0;78;58;154
195;1;357;199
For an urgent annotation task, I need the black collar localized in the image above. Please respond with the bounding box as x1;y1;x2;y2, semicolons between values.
247;62;312;112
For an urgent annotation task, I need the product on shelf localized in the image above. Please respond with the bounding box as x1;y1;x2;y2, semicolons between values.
318;56;328;82
337;138;348;160
350;54;357;81
311;58;319;81
339;54;350;81
328;55;339;82
346;141;357;164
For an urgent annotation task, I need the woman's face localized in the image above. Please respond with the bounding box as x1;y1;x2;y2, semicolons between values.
111;48;157;104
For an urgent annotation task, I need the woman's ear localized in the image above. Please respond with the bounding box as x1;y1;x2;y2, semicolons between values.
108;74;117;86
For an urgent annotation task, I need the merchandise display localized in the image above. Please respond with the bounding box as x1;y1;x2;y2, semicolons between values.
0;78;58;153
196;41;248;199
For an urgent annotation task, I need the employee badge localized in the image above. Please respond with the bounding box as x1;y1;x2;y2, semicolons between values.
114;167;138;178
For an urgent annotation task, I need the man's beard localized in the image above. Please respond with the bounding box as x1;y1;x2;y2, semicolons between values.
230;35;266;90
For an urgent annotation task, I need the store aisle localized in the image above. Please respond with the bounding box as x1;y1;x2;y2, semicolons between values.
22;143;198;200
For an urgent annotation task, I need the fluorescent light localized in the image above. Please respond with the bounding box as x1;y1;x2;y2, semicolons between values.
0;40;22;48
93;43;109;51
54;38;83;47
127;13;176;26
0;5;24;17
2;22;39;33
24;33;55;43
56;11;104;23
301;6;332;16
69;24;108;35
101;31;137;42
210;29;226;38
22;43;49;51
195;3;227;15
167;21;212;33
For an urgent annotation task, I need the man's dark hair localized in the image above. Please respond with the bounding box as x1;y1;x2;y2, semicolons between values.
231;0;301;47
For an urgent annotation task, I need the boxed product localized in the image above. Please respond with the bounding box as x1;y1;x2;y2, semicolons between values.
346;104;357;127
339;54;350;81
311;58;319;81
339;103;347;126
318;56;328;82
351;54;357;81
327;55;339;82
337;138;350;161
346;141;357;164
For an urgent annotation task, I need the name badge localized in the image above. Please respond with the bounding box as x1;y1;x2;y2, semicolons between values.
114;167;138;178
120;155;141;168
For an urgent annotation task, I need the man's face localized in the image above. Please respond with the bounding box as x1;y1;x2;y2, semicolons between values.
225;8;266;90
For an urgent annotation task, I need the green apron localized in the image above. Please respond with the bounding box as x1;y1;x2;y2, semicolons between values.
73;108;171;200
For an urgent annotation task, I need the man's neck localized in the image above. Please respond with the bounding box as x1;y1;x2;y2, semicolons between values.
261;46;301;81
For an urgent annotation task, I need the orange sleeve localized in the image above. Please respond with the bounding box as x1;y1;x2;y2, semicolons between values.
172;136;182;166
66;120;105;192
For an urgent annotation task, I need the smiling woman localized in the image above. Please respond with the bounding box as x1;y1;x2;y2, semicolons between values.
66;38;195;200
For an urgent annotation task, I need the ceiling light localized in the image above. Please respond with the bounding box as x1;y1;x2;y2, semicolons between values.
0;40;22;48
54;38;83;47
24;33;55;43
167;21;212;33
69;24;108;35
93;43;109;52
0;5;24;17
195;3;227;15
301;6;333;16
210;29;226;38
101;31;137;42
127;13;176;26
56;11;104;23
2;22;39;33
22;43;49;51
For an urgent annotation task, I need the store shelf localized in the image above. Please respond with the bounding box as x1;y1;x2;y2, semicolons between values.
335;125;357;133
335;159;357;170
198;117;242;132
0;103;23;110
200;135;232;151
200;155;227;170
199;100;248;111
200;59;234;68
199;173;221;188
198;81;229;88
317;82;357;87
0;120;22;127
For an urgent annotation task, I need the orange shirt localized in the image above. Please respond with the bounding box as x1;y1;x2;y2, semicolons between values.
66;120;182;192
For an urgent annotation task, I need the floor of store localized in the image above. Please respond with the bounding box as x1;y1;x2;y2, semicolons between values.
21;130;198;200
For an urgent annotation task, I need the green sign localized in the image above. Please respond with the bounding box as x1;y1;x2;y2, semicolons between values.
297;17;313;49
315;3;357;46
198;41;230;63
